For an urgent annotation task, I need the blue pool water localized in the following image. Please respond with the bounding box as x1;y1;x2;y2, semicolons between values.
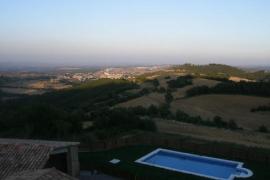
135;148;253;180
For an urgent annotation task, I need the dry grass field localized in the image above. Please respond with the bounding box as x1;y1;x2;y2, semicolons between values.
118;76;270;130
155;119;270;149
173;78;219;98
117;92;165;108
116;76;270;148
118;77;220;107
0;87;47;95
171;94;270;130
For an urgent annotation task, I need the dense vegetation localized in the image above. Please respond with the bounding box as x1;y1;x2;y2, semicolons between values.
174;64;269;80
165;90;174;104
92;108;156;139
167;75;193;88
186;81;270;97
0;79;156;140
258;125;269;133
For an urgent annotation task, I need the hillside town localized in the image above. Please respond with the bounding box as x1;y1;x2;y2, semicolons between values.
0;65;170;95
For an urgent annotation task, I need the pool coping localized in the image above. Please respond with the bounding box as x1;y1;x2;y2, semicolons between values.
135;148;253;180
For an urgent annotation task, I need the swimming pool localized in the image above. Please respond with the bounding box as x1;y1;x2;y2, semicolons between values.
135;148;253;180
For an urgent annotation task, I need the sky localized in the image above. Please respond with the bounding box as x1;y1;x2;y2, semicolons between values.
0;0;270;67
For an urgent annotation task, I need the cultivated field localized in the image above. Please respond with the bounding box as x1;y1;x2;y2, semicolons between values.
171;94;270;130
117;75;270;140
118;77;220;107
155;119;270;149
117;92;165;108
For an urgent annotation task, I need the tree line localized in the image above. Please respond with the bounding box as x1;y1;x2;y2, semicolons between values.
167;75;193;89
125;105;242;130
251;104;270;112
186;81;270;97
173;64;270;80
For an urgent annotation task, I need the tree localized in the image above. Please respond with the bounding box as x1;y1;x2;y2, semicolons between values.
157;87;166;93
227;119;238;130
159;104;171;118
140;88;150;95
165;91;173;104
152;79;160;87
148;105;159;116
213;116;226;128
258;125;268;133
167;76;193;89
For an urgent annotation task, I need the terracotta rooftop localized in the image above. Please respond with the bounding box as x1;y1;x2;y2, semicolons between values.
4;168;78;180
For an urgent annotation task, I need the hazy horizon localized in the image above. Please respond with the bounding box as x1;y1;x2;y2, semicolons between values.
1;0;270;67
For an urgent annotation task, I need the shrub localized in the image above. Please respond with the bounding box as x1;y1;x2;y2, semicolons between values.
157;87;166;93
258;125;269;133
187;81;270;97
147;105;159;116
165;91;173;104
227;119;238;130
167;75;193;88
152;79;160;87
139;88;150;95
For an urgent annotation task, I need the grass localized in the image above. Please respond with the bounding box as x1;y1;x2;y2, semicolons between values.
155;119;270;149
79;145;270;180
80;146;204;180
116;77;270;147
117;78;220;107
171;94;270;130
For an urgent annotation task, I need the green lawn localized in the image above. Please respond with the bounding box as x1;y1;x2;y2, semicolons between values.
79;145;270;180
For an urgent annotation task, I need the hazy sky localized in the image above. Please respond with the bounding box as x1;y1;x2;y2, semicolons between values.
0;0;270;66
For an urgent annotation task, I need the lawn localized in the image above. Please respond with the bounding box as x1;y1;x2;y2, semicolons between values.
79;145;270;180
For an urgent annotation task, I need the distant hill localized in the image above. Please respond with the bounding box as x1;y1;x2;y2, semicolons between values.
173;64;269;80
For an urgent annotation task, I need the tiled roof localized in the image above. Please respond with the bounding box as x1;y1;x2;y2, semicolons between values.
0;143;52;180
4;168;78;180
0;139;80;180
0;139;79;149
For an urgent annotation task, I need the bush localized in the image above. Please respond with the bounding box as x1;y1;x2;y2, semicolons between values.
175;110;189;121
165;91;173;104
167;75;193;89
148;105;159;116
139;88;150;95
213;116;226;128
258;125;269;133
157;87;166;93
92;108;157;138
227;119;238;130
138;118;157;131
251;105;270;112
159;104;171;118
152;79;160;87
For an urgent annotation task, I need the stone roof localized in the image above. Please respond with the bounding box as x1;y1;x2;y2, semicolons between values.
0;139;79;149
0;139;79;180
4;168;78;180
